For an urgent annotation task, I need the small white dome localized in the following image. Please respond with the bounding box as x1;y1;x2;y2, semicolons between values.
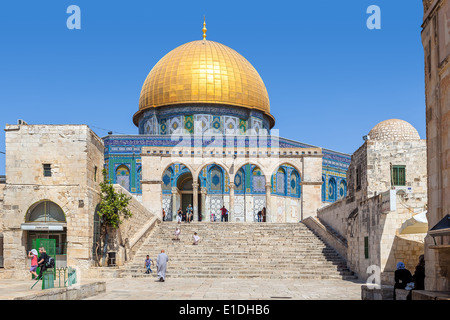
368;119;420;141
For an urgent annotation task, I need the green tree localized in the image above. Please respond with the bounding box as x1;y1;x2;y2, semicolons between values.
95;168;132;265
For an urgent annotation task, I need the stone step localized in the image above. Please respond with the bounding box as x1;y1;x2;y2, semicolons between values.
120;271;357;280
121;222;357;280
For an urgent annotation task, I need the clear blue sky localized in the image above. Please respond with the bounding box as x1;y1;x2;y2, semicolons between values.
0;0;425;174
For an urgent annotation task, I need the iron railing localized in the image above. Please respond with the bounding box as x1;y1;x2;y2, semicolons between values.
31;266;77;290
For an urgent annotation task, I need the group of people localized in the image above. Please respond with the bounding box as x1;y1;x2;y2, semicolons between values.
393;255;425;300
143;227;200;282
169;205;268;223
28;246;53;281
176;204;194;223
257;207;267;222
173;227;200;245
144;250;169;282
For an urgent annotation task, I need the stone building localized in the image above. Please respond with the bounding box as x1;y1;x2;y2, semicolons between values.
0;24;353;275
0;124;104;275
0;124;160;276
316;119;428;285
103;29;351;223
421;0;450;294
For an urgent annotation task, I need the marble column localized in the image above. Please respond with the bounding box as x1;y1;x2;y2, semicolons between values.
171;187;178;221
229;182;235;222
265;183;271;223
193;182;199;221
201;187;207;222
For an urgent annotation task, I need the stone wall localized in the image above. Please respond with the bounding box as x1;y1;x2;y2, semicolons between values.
366;140;427;198
421;0;450;292
318;136;427;284
324;193;426;284
0;124;104;276
317;197;357;240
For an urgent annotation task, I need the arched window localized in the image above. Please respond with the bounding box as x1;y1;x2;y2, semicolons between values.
328;178;337;201
27;200;66;223
209;166;223;193
339;180;347;199
251;166;265;193
116;165;130;191
162;167;173;193
322;176;326;201
290;170;301;197
25;200;67;257
136;167;142;193
275;167;286;195
234;168;245;193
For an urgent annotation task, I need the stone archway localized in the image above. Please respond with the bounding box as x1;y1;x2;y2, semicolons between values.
233;163;267;222
22;200;67;267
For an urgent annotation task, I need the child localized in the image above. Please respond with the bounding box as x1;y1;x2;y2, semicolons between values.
28;249;38;279
192;232;200;245
144;255;153;274
174;227;181;241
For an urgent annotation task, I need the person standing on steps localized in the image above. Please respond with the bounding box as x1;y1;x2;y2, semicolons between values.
156;249;169;282
177;207;183;224
186;204;193;223
220;205;227;222
144;255;154;274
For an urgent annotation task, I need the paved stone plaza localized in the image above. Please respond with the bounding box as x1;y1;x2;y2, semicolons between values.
84;277;363;300
0;277;364;300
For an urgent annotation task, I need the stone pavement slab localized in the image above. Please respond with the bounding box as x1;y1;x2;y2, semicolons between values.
0;279;105;300
83;277;364;300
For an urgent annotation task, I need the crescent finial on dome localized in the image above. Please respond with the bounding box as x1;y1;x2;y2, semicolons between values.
202;16;207;40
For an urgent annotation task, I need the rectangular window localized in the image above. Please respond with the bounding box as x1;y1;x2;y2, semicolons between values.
356;165;361;191
364;236;369;259
392;165;406;186
43;164;52;177
94;166;98;182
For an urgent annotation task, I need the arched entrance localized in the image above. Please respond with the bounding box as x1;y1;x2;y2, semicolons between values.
177;172;194;217
234;163;266;222
161;163;202;221
21;200;67;267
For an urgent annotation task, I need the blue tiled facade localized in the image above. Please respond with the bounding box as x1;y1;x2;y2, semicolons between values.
103;133;350;203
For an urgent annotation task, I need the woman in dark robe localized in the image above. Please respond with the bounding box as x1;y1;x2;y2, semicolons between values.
393;262;413;300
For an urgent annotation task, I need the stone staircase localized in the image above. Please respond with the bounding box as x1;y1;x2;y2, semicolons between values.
119;222;357;280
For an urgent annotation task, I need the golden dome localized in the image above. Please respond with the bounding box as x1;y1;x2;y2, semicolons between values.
133;39;274;127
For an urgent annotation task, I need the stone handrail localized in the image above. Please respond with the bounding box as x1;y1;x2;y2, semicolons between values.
112;184;161;264
302;216;348;260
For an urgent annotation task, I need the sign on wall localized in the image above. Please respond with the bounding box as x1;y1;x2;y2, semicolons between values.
381;190;396;213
